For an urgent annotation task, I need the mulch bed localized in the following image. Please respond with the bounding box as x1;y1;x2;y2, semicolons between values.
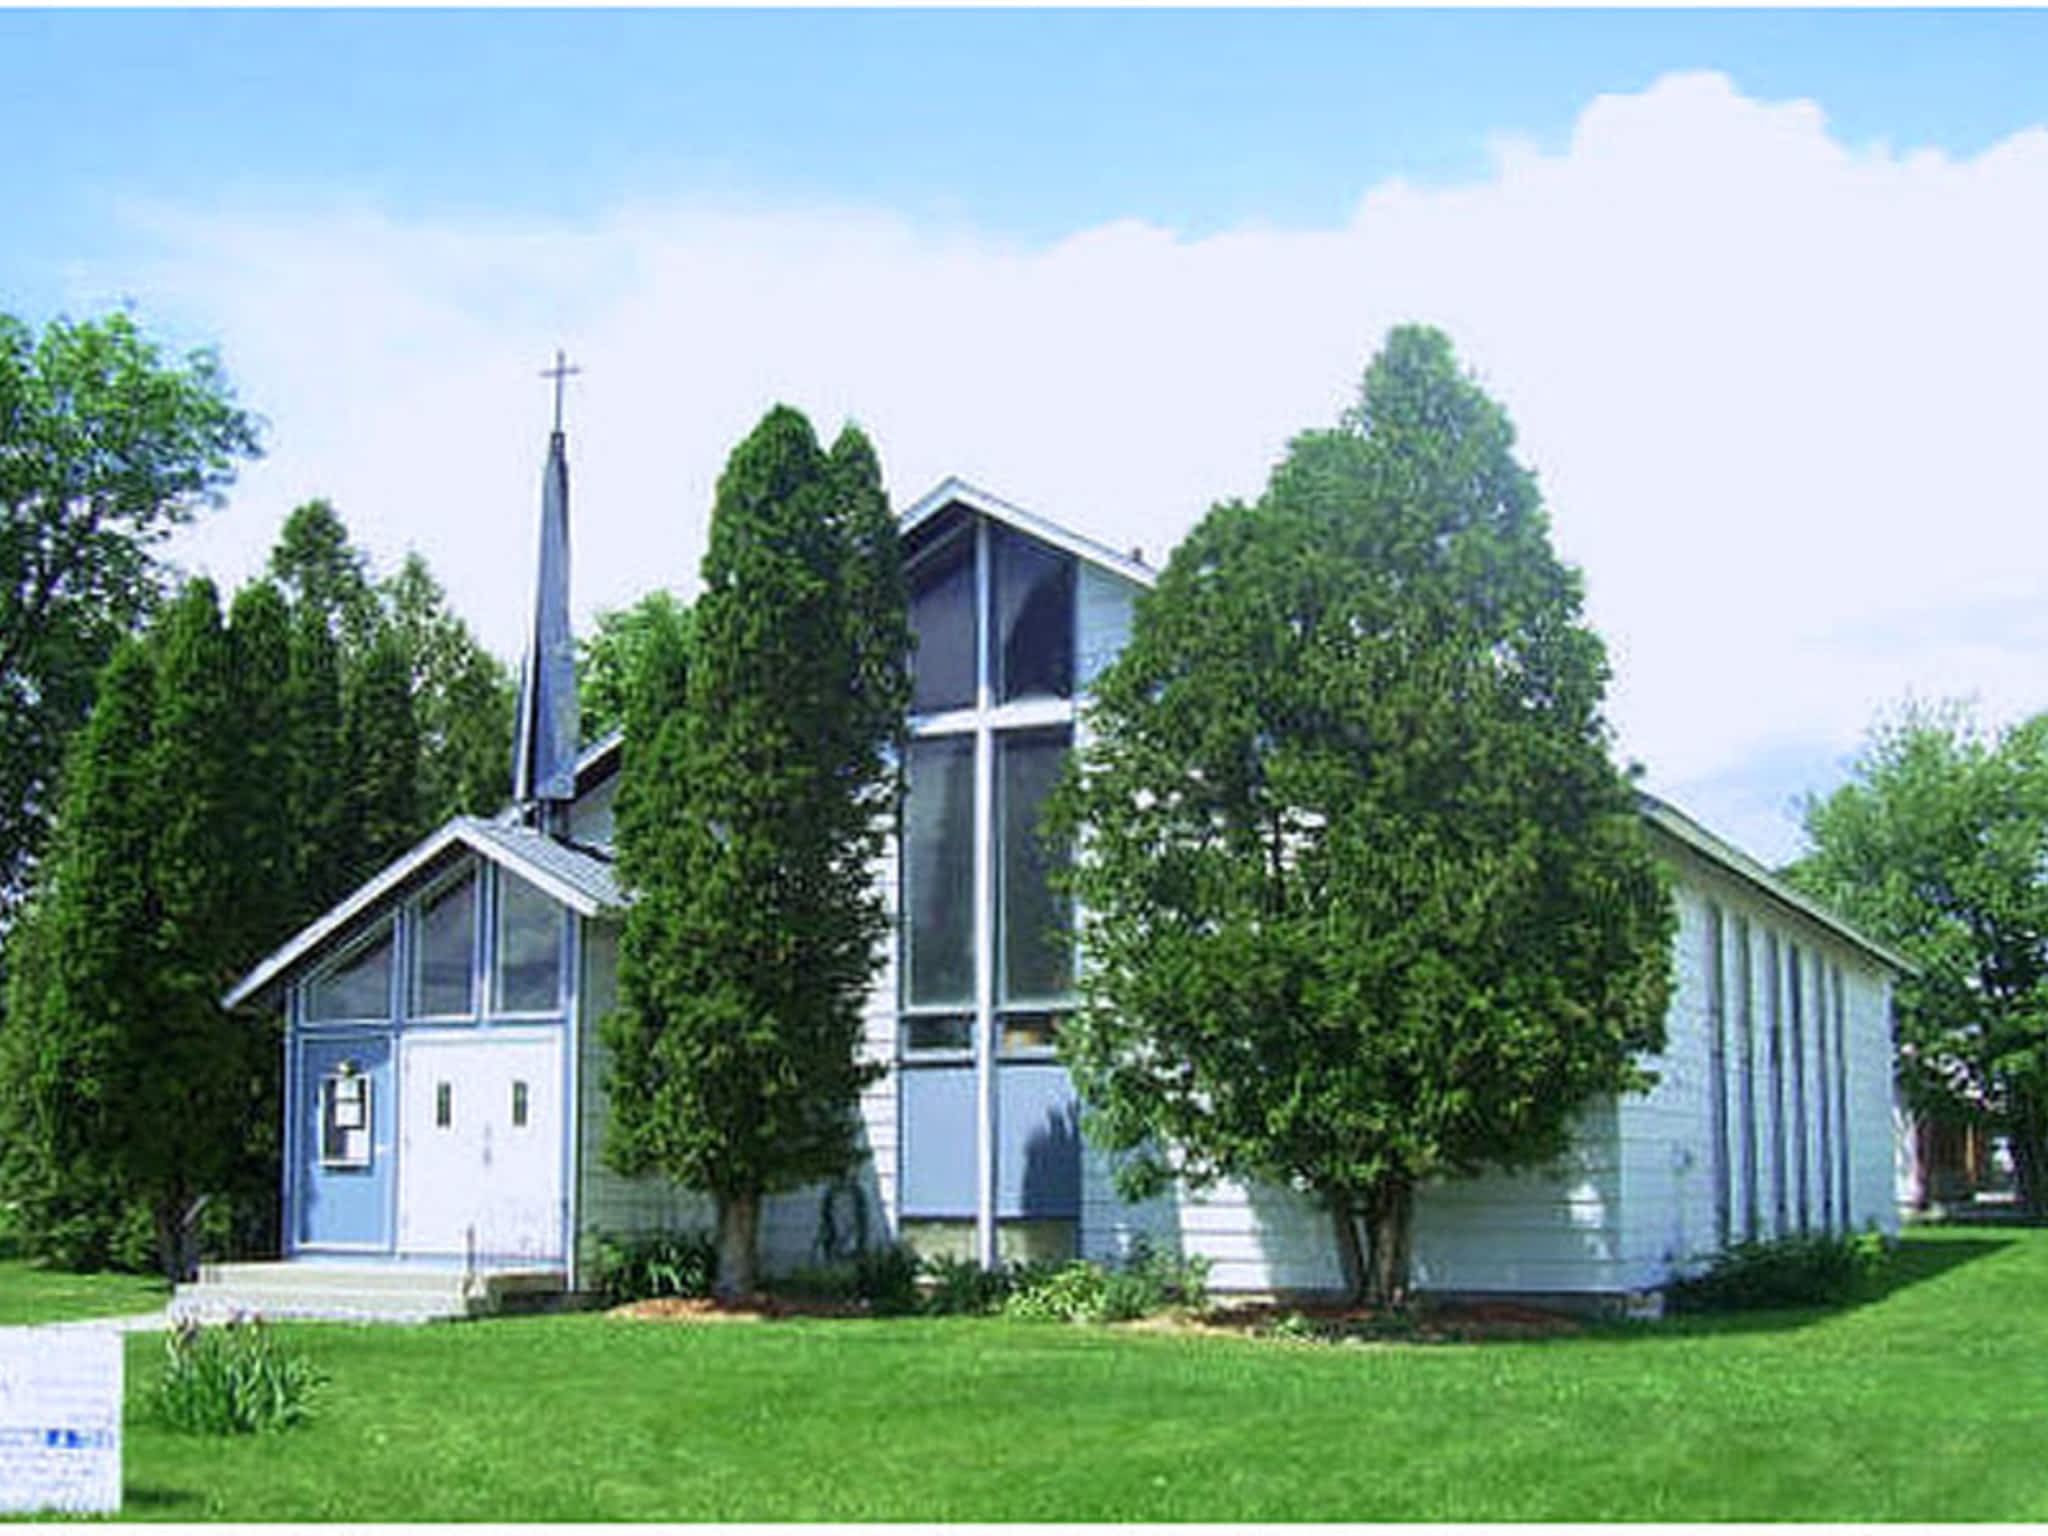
608;1293;1581;1341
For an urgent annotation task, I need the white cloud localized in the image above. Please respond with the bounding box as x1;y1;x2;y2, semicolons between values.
80;70;2048;865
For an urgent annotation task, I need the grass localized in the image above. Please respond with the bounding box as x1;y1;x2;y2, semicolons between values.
111;1225;2047;1521
0;1259;166;1326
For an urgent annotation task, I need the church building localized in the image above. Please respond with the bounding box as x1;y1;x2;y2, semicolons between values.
196;418;1910;1320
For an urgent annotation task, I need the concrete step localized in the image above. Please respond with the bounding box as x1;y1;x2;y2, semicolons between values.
174;1263;567;1324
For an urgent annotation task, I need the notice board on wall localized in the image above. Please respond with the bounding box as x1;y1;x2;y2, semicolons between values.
0;1326;122;1515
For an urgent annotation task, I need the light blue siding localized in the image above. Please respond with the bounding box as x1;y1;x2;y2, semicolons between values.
998;1063;1080;1218
900;1067;978;1216
293;1032;395;1251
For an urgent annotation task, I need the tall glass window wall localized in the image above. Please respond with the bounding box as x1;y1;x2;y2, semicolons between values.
899;511;1082;1259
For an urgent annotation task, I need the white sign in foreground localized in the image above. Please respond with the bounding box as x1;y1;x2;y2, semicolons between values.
0;1326;122;1515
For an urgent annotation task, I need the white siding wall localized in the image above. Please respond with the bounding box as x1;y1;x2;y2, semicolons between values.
1077;563;1136;691
1617;846;1901;1291
573;918;716;1277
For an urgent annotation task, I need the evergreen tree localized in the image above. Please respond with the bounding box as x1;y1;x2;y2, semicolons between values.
143;579;265;1277
226;581;294;963
283;605;351;920
268;499;379;655
341;628;422;885
0;642;162;1268
1049;327;1674;1305
605;408;909;1298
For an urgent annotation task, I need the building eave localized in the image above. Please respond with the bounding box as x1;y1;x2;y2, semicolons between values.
900;475;1158;590
223;816;621;1011
1637;792;1919;978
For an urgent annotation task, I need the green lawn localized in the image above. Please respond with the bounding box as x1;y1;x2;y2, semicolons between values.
110;1225;2046;1522
0;1260;166;1326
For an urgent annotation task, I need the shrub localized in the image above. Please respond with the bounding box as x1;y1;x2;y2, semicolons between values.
587;1231;717;1305
1670;1229;1893;1312
1123;1238;1211;1311
920;1255;1012;1316
157;1316;323;1435
775;1243;923;1315
1004;1260;1110;1323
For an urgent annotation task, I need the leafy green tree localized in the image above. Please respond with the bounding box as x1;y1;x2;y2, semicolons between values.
579;590;692;744
226;581;295;964
0;310;260;912
1048;327;1673;1306
341;628;422;885
383;551;516;821
604;410;909;1298
1788;706;2048;1218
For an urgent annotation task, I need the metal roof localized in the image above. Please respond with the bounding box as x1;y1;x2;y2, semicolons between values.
222;815;623;1010
1636;792;1917;977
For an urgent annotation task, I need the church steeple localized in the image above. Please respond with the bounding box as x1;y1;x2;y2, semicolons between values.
511;349;580;826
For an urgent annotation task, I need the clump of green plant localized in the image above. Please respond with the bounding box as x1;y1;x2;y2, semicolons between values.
157;1316;323;1435
1123;1238;1211;1312
1004;1260;1111;1322
1264;1309;1323;1344
1670;1229;1893;1312
920;1254;1013;1316
999;1244;1210;1324
775;1243;923;1315
588;1231;718;1305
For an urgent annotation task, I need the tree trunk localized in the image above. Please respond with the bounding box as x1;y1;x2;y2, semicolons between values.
1328;1189;1367;1303
2010;1096;2048;1222
1362;1175;1415;1311
715;1190;761;1302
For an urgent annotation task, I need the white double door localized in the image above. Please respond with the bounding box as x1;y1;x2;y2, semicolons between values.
397;1033;563;1263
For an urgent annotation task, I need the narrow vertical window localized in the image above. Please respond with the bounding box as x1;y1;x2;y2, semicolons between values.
1826;958;1843;1236
511;1080;529;1129
992;526;1075;704
1736;915;1759;1241
306;928;395;1022
905;736;976;1007
412;870;477;1017
1767;930;1787;1235
495;873;564;1014
908;528;977;715
1789;941;1809;1233
435;1082;453;1129
998;728;1075;1009
1834;963;1853;1224
1705;903;1731;1250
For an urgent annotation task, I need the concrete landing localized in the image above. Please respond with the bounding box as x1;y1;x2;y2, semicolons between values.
171;1261;566;1324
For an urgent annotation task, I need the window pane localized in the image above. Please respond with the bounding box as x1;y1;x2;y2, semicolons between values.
906;737;976;1006
412;873;476;1016
903;1015;973;1054
1000;729;1073;1004
994;526;1074;704
999;1012;1062;1053
495;874;563;1013
306;931;393;1021
909;531;977;714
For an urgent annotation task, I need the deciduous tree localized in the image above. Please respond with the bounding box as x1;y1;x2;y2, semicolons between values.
0;310;259;911
1789;705;2048;1218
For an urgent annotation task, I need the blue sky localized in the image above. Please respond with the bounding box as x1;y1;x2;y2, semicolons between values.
5;8;2048;865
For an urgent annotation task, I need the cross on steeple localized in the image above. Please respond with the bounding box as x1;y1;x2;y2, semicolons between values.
540;348;581;435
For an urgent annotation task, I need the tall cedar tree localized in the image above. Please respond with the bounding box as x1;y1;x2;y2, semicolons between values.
283;604;352;921
605;410;909;1299
0;310;259;914
1788;707;2048;1217
340;629;422;887
1048;327;1673;1305
268;499;381;656
143;579;271;1277
0;642;162;1267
